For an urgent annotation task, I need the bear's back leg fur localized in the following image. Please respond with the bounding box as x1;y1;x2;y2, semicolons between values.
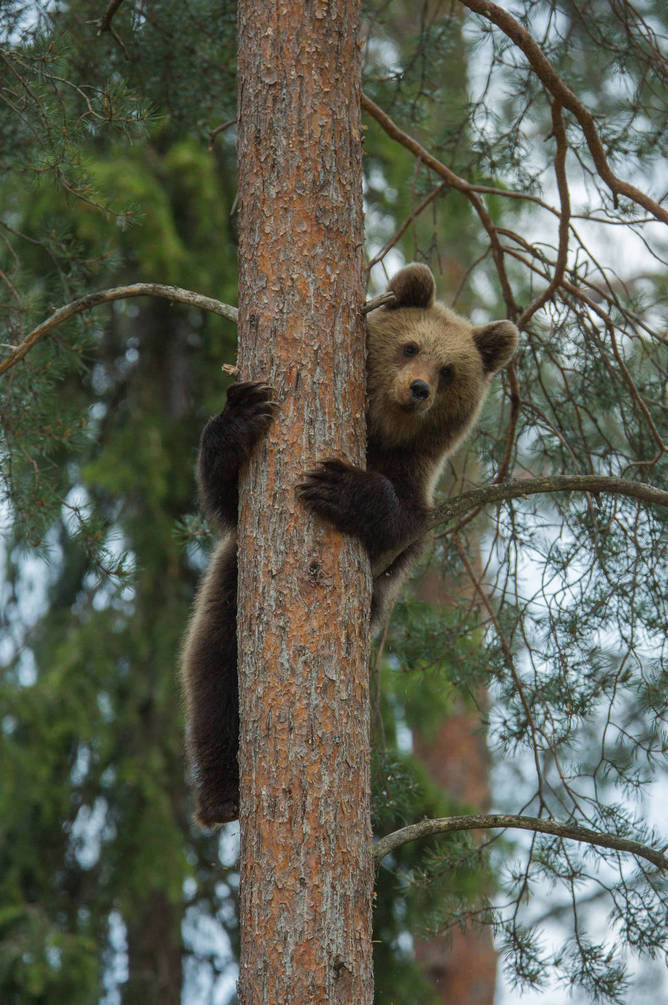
182;381;278;826
181;535;241;826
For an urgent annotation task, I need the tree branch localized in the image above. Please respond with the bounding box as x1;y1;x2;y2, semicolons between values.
96;0;125;34
2;280;402;375
459;0;668;225
361;93;472;195
0;283;238;376
430;474;668;531
361;92;518;315
374;813;668;870
370;474;667;578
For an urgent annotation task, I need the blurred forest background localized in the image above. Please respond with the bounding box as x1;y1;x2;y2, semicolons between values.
1;1;666;1003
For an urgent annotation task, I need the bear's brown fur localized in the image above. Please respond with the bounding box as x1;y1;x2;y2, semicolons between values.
299;263;518;620
181;264;518;827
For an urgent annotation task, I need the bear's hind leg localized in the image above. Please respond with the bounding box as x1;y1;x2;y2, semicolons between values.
182;537;240;827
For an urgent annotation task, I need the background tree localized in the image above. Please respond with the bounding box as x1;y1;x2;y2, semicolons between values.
363;6;500;1001
1;1;667;1003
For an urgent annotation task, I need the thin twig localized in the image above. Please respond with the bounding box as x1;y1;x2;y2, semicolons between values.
455;536;546;804
208;118;236;151
518;101;571;327
361;291;397;314
365;182;446;273
493;364;521;484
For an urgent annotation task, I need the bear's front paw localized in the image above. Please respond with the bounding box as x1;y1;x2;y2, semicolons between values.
297;459;361;531
213;380;279;456
298;461;401;548
226;379;278;431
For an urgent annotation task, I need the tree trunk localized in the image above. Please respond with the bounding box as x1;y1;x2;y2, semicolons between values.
235;3;372;1002
124;891;182;1005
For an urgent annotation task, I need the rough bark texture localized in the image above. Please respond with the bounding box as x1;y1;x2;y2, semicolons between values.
236;3;372;1003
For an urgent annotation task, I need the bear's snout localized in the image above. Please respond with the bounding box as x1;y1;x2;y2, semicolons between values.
393;372;434;412
410;379;430;402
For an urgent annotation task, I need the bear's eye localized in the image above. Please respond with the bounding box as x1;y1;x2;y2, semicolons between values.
403;343;419;357
440;364;454;384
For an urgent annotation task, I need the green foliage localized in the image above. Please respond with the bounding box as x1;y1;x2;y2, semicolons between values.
371;576;498;1000
1;3;240;1001
0;903;99;1005
384;594;489;736
372;743;495;1005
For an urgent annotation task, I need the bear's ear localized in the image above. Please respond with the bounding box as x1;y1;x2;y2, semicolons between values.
387;263;435;310
473;320;519;374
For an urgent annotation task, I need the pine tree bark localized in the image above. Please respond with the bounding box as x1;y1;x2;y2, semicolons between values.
235;3;372;1002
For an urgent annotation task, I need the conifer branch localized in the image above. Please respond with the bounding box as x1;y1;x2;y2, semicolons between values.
2;283;400;375
371;474;667;577
374;813;668;870
97;0;125;34
459;0;668;225
430;475;668;529
361;92;518;315
0;284;238;376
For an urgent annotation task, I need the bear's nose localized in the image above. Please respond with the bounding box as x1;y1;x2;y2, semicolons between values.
410;379;430;401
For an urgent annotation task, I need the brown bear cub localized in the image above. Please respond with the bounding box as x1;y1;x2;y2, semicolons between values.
181;264;518;827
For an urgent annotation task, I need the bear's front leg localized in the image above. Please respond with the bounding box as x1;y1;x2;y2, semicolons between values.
297;458;423;564
198;381;277;528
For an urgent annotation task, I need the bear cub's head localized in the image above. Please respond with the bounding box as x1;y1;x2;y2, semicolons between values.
366;263;518;450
